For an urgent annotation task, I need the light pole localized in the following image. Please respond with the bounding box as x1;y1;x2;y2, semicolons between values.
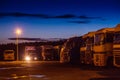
15;28;21;61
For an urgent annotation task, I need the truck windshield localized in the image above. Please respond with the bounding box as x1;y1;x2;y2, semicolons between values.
114;32;120;43
4;51;13;54
27;50;36;55
94;33;105;45
44;49;53;53
86;37;94;44
80;38;86;47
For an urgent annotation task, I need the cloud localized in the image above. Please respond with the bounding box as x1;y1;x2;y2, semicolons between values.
53;14;76;18
68;20;90;24
8;37;65;41
8;38;47;41
0;13;76;19
79;15;102;19
0;12;76;19
0;12;105;21
0;12;50;18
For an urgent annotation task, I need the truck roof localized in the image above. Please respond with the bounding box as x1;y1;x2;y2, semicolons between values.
82;31;96;38
114;24;120;32
95;27;114;34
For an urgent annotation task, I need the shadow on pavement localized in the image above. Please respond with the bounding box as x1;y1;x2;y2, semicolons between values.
79;64;118;71
90;77;120;80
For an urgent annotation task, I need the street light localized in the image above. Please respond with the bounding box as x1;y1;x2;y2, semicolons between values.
15;28;21;61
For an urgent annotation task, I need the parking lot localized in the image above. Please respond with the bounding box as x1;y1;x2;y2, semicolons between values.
0;61;120;80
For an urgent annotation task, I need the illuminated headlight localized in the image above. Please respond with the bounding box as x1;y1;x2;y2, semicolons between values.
25;56;31;61
34;57;37;60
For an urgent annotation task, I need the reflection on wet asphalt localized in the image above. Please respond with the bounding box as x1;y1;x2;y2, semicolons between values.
0;67;26;70
0;74;46;80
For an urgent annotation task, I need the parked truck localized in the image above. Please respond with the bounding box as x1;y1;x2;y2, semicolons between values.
113;24;120;67
24;46;38;61
41;45;60;61
80;31;95;65
60;37;82;64
93;28;114;66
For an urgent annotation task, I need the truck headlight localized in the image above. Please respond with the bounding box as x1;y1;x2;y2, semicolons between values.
34;57;37;60
25;56;31;61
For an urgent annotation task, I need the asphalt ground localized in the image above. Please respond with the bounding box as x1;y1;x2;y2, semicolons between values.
0;61;120;80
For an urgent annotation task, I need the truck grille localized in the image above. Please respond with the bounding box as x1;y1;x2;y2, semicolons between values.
113;48;120;65
114;57;120;65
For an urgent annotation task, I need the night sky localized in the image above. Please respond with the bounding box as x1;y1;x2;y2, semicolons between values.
0;0;120;43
